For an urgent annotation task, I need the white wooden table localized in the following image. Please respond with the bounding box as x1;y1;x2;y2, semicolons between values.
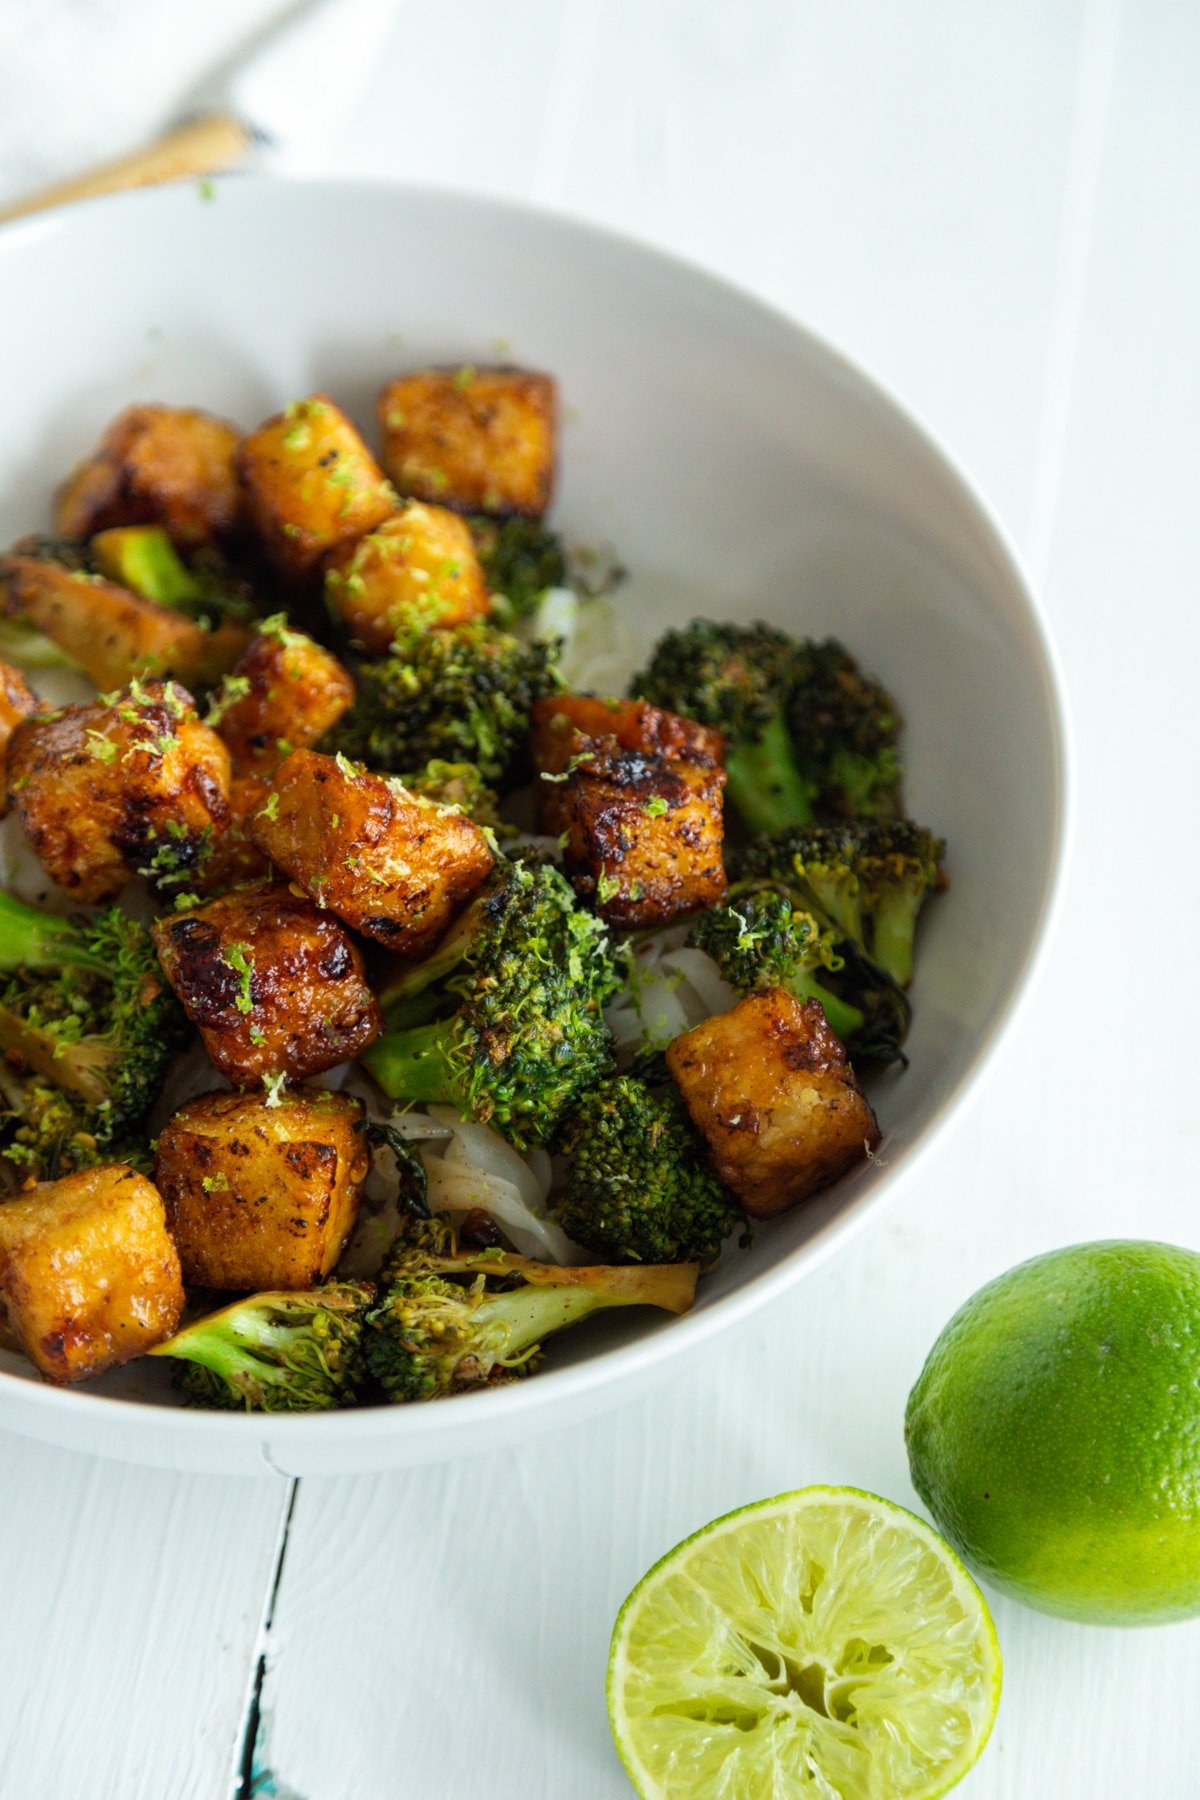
2;2;1199;1794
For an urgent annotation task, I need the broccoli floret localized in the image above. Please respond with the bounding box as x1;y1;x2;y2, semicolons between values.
554;1076;744;1265
632;622;905;832
365;1214;696;1402
395;758;504;832
90;525;260;629
326;620;561;789
469;515;567;621
734;820;944;988
688;886;911;1064
787;639;903;820
362;861;622;1149
633;620;814;835
0;894;190;1174
149;1283;374;1411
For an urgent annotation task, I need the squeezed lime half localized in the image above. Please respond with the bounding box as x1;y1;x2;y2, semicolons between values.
608;1486;1000;1800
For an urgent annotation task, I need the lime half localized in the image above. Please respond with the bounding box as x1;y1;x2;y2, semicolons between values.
608;1487;1000;1800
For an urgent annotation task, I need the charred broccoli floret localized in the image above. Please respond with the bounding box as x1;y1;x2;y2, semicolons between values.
688;887;911;1064
787;639;903;820
89;524;260;629
0;894;190;1174
734;820;944;988
364;1214;696;1402
632;622;905;832
554;1076;744;1266
469;515;567;620
362;861;622;1149
150;1283;374;1411
326;620;561;789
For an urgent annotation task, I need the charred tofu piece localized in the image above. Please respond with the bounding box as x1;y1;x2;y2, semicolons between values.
666;989;880;1218
549;743;727;929
153;881;381;1084
378;366;556;517
531;694;724;777
237;395;396;580
0;1165;184;1383
6;680;230;903
154;1088;368;1291
209;619;355;774
324;501;489;653
54;404;242;548
249;748;495;955
0;554;245;691
0;659;41;818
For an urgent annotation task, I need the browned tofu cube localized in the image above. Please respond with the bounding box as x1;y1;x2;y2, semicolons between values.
0;1165;184;1383
378;366;556;517
0;658;41;818
153;881;381;1084
7;681;231;903
54;404;242;547
666;990;880;1218
249;748;495;955
209;619;355;774
549;744;727;929
0;554;246;691
324;501;490;653
237;395;397;580
154;1088;368;1290
531;694;724;777
199;773;273;891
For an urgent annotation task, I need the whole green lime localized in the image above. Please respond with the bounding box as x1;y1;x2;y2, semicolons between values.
905;1240;1200;1625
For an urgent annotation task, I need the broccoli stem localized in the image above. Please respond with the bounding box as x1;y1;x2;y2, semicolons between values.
782;970;864;1046
90;525;202;608
469;1282;632;1367
0;893;105;976
724;713;816;835
361;1021;460;1106
868;888;921;988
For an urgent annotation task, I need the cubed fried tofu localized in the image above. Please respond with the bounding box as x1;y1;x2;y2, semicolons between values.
249;749;495;954
0;658;41;818
0;1165;184;1383
324;501;489;653
378;366;556;517
237;395;396;580
54;404;242;547
152;881;381;1084
666;989;880;1218
154;1088;368;1290
210;619;355;774
530;694;724;777
0;554;247;691
6;680;231;903
549;743;727;929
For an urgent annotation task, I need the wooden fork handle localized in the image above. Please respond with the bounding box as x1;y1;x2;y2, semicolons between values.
0;114;254;225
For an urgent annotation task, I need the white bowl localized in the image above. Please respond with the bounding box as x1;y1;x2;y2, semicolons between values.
0;178;1068;1476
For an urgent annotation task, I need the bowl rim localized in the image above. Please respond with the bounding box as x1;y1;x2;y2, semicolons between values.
0;172;1073;1451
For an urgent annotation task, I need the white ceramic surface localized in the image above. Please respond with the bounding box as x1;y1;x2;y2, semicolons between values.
0;177;1067;1476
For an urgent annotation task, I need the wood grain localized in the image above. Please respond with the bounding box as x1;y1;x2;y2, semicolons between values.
0;113;251;223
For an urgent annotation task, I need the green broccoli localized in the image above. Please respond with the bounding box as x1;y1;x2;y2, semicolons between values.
632;622;905;832
365;1215;696;1402
149;1283;374;1411
325;620;561;789
362;861;622;1149
787;639;903;820
688;886;911;1063
554;1076;744;1265
89;525;260;629
734;820;944;988
0;894;190;1174
469;515;567;620
395;758;504;832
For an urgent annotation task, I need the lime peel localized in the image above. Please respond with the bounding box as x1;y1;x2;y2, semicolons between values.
608;1485;1000;1800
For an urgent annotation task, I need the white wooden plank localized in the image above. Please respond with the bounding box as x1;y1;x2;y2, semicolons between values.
0;1433;292;1800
